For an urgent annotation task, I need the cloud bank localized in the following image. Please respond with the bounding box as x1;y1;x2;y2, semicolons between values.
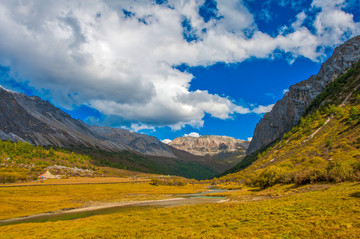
0;0;359;130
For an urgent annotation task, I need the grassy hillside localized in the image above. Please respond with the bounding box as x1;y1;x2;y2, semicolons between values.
0;138;227;183
70;145;227;180
0;141;105;183
219;61;360;188
0;140;164;183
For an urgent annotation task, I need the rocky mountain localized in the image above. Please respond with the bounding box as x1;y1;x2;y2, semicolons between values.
169;135;249;158
222;60;360;186
247;35;360;155
0;86;174;158
89;125;175;158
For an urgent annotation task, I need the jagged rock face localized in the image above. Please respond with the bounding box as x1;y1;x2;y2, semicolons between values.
247;35;360;155
0;86;175;157
169;135;249;157
0;87;109;149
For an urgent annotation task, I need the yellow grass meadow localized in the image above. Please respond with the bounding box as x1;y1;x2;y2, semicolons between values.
1;182;360;238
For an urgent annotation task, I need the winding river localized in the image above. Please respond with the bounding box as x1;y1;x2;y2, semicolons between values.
0;189;228;226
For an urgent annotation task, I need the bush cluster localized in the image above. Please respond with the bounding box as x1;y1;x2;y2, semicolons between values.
247;159;360;188
150;177;187;186
0;171;29;183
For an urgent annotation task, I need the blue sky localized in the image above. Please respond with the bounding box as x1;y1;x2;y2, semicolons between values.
0;0;359;143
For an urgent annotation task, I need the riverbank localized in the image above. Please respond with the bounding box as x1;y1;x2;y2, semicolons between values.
0;181;207;220
0;188;228;226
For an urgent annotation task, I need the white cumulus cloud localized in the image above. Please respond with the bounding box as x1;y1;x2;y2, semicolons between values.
0;0;358;130
184;132;201;137
252;104;275;114
130;123;155;132
161;139;172;144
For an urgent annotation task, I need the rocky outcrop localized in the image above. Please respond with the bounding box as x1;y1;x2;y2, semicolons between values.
247;35;360;155
0;86;175;157
169;135;249;157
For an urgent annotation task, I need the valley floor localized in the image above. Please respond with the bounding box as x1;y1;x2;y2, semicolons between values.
1;179;360;238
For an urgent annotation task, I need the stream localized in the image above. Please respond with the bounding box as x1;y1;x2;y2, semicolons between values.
0;189;228;226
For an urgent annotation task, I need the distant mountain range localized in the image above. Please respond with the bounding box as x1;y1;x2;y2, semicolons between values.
0;86;175;158
0;86;232;179
169;135;249;157
168;135;249;165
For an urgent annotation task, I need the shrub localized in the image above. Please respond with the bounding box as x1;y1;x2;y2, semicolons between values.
356;94;360;101
326;161;356;183
48;147;55;157
282;132;291;140
294;168;326;185
279;171;296;184
297;128;303;139
327;105;346;118
348;106;360;124
325;140;332;148
291;156;307;164
0;172;28;183
150;177;186;186
253;166;285;188
308;156;327;166
279;162;294;169
294;169;312;185
318;118;325;127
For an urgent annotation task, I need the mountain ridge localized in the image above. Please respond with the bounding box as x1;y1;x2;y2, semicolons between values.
247;35;360;155
221;60;360;187
0;86;173;157
169;135;249;157
0;86;233;179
